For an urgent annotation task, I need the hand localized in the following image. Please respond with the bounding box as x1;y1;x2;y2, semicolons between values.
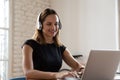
80;65;85;72
56;71;79;79
78;67;85;78
55;71;67;79
62;71;79;78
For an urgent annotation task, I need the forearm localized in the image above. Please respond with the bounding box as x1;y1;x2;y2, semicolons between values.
25;69;70;80
25;70;57;80
71;62;85;72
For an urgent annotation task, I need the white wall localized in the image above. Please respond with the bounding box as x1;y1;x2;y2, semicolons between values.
50;0;118;62
9;0;50;78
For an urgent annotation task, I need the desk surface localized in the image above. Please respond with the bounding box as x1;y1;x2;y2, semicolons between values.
114;74;120;80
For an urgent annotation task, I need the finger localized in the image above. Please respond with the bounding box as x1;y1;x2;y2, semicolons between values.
69;71;79;78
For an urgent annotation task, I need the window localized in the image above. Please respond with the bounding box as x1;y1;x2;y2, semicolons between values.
0;0;9;80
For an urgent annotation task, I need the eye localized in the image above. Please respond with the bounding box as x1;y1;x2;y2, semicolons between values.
55;22;59;26
47;23;51;26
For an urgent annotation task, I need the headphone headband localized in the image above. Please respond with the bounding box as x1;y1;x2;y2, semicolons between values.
38;13;62;30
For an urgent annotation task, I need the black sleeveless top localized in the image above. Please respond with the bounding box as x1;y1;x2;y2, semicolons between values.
22;39;66;72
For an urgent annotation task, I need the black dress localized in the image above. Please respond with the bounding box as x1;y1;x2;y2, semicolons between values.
22;39;66;72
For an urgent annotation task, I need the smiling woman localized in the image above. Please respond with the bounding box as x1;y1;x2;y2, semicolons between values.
21;8;84;80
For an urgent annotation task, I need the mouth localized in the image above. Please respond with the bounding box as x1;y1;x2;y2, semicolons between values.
49;30;57;33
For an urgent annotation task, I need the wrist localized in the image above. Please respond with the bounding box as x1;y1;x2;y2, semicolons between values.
53;72;58;79
54;72;69;79
53;72;62;79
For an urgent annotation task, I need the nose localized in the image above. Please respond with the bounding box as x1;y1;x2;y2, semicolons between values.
51;24;56;30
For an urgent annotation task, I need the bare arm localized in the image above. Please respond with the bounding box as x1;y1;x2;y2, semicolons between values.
22;45;72;80
62;48;84;72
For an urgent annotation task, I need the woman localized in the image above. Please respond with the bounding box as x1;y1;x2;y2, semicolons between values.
22;8;84;80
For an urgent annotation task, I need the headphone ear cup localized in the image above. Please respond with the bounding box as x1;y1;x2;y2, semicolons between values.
59;21;62;29
38;21;42;30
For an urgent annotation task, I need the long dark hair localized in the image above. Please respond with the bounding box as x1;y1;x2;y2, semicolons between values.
32;8;62;46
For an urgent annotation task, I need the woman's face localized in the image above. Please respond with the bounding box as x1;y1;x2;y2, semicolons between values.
42;14;59;38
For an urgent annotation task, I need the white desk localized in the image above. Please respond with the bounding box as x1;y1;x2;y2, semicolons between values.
114;74;120;80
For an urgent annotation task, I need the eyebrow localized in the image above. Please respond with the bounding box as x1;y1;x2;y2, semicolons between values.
46;22;59;24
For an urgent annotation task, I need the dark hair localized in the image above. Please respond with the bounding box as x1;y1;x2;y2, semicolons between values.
32;8;62;46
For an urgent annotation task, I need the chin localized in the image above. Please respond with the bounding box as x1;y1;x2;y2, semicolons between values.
48;35;55;37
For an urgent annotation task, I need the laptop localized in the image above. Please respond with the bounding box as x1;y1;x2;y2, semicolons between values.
64;50;120;80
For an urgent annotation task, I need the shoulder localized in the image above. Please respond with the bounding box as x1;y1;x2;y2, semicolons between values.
59;44;66;49
22;39;38;49
24;39;37;45
24;39;36;43
58;44;66;54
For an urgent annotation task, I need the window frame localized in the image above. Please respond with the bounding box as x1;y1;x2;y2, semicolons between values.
0;0;9;79
8;0;13;79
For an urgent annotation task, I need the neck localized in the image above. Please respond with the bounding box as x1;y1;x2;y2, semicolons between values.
44;36;54;43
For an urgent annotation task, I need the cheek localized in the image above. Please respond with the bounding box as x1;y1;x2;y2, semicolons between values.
56;26;59;31
54;28;59;34
42;28;48;33
55;28;58;31
42;26;48;31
